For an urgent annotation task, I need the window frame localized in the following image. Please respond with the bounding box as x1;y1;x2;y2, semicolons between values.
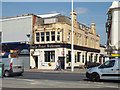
46;32;50;42
36;32;40;42
57;31;60;42
51;31;55;41
41;32;44;42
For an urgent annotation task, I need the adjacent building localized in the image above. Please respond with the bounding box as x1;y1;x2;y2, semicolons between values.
106;1;120;56
0;14;42;69
30;11;100;69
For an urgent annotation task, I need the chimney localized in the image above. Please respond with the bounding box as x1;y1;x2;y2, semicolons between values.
91;23;96;35
70;11;78;29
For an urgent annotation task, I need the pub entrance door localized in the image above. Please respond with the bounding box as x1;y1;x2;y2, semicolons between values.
58;57;65;70
34;56;38;68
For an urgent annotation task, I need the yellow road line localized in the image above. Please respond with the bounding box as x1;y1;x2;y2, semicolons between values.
104;86;118;88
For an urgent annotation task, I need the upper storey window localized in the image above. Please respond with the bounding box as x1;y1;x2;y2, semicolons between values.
46;32;49;42
68;32;70;42
41;32;44;42
77;34;79;44
57;31;60;41
85;36;88;45
36;32;39;42
51;31;55;41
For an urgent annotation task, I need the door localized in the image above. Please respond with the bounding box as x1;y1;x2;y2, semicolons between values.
34;56;38;68
115;60;120;80
99;60;117;80
58;57;65;70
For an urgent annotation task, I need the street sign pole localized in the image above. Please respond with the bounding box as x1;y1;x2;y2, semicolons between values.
71;0;74;72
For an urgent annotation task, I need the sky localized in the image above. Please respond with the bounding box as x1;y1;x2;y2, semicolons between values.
2;2;112;45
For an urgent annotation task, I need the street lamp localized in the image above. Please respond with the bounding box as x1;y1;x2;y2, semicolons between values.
71;0;74;72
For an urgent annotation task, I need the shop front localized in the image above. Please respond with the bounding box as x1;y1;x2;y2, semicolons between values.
30;43;100;69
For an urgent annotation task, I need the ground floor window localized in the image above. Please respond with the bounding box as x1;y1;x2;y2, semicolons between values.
82;55;84;63
94;54;98;63
44;51;55;62
77;52;80;62
68;51;71;62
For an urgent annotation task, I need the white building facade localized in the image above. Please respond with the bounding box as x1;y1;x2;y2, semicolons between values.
106;1;120;50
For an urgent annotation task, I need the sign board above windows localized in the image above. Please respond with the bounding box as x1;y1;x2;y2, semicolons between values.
44;18;57;24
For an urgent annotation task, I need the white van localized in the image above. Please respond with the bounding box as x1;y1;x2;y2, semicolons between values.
86;58;120;81
0;58;24;77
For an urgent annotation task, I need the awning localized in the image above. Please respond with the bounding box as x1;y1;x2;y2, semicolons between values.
2;52;9;58
2;42;30;50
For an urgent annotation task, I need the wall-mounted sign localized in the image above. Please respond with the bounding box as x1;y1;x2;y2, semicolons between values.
41;62;49;66
44;18;57;24
31;44;61;49
33;51;40;56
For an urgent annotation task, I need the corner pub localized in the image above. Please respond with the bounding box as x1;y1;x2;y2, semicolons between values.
30;11;100;69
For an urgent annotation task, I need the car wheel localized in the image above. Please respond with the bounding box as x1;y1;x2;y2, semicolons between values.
90;73;100;82
4;71;10;77
17;73;23;76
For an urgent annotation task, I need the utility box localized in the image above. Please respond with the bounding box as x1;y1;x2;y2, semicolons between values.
0;63;4;78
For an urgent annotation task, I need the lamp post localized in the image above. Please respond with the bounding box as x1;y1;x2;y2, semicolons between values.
71;0;74;72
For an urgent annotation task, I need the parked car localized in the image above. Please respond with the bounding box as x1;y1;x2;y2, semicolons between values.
86;58;120;81
0;58;24;77
85;61;100;68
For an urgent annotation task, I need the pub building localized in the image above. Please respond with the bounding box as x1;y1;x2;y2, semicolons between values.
30;11;100;69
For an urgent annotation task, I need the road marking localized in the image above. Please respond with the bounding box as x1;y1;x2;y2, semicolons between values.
95;85;103;87
87;81;91;83
94;82;97;84
21;79;35;82
104;86;118;88
30;83;36;84
98;82;104;84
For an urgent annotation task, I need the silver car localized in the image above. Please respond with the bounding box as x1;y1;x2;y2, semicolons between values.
0;58;24;77
86;58;120;81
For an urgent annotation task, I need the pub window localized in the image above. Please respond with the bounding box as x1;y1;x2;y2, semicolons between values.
0;32;2;43
44;51;55;62
82;55;84;63
68;32;70;42
41;32;44;42
68;51;71;62
77;52;80;62
85;36;87;45
51;31;55;41
57;31;60;41
94;54;98;62
77;34;79;44
80;34;82;45
46;32;49;42
36;32;39;42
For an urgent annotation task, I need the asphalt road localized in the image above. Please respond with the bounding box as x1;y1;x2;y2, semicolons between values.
2;71;120;88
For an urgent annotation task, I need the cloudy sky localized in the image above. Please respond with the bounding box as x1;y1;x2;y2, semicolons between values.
2;2;112;44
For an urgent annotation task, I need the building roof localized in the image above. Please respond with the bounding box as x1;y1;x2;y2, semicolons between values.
37;13;61;18
1;13;34;19
107;1;120;14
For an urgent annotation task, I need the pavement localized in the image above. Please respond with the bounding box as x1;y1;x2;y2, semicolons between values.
24;68;88;74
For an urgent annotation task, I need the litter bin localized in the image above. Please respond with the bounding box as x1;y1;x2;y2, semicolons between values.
0;63;4;78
